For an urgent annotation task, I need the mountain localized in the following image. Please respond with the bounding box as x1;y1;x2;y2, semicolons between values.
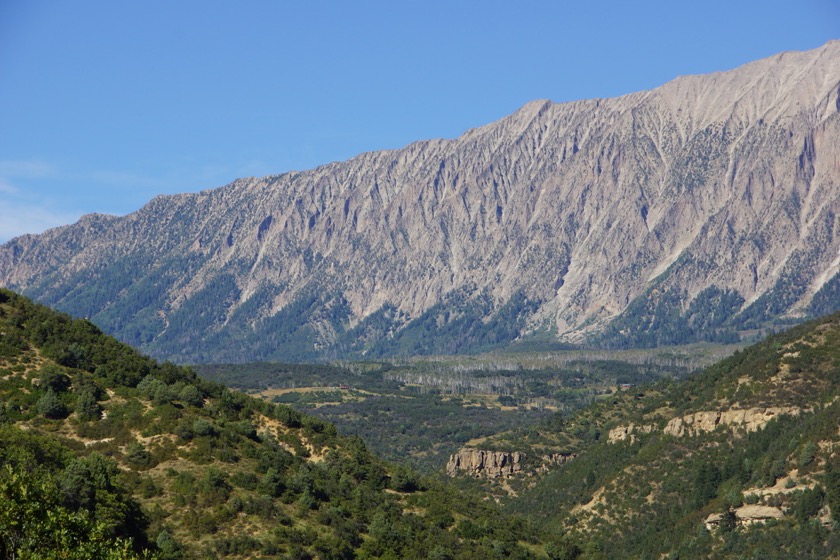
2;42;840;362
448;311;840;559
0;288;553;559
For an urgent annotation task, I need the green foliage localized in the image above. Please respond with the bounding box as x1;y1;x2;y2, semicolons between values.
154;531;183;560
0;289;548;559
125;442;153;469
76;386;104;421
198;355;689;472
177;384;203;408
507;311;840;559
737;251;820;327
37;389;69;420
389;465;420;493
599;284;743;348
38;364;71;393
809;271;840;317
692;463;722;508
4;287;839;559
718;507;737;534
0;465;148;559
365;288;541;357
793;487;825;523
825;464;840;526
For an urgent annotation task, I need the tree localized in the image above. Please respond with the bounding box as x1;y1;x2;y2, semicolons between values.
825;465;840;525
546;540;582;560
125;442;152;469
390;466;419;493
76;387;103;421
177;385;203;408
794;487;825;522
155;530;184;560
39;364;71;393
37;389;69;420
0;465;148;559
693;463;721;508
718;507;738;534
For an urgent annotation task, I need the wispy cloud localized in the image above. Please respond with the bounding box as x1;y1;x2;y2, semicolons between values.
0;169;80;243
0;179;20;195
0;198;81;243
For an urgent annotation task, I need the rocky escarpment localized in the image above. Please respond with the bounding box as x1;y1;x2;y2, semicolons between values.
446;449;525;478
703;505;785;531
662;406;803;437
608;406;803;443
2;42;840;362
607;423;655;443
446;448;575;478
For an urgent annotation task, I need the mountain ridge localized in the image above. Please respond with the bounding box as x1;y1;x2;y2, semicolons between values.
2;41;840;362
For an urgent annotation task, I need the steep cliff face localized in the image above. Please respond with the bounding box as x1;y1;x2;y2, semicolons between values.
2;42;840;362
445;448;576;478
662;407;804;437
608;406;803;443
446;449;526;478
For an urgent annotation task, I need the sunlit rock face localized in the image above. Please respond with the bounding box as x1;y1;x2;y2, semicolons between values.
446;449;525;478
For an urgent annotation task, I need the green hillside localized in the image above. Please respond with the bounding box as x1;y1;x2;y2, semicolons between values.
0;289;555;559
496;313;840;558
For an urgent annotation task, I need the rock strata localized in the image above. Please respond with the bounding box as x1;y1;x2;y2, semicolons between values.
446;448;576;478
607;423;655;443
607;407;802;443
537;452;577;472
663;407;801;437
446;449;525;478
704;505;784;531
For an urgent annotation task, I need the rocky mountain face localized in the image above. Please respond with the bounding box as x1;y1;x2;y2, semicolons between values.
2;42;840;362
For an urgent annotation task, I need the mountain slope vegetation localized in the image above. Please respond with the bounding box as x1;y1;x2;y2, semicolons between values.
476;312;840;558
0;289;556;559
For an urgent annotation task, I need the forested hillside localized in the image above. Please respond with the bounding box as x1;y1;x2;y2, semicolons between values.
0;289;557;559
487;313;840;558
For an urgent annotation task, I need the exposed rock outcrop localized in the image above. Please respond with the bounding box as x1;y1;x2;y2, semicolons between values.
607;423;655;443
446;449;525;478
663;407;801;437
537;452;577;472
704;505;784;531
607;407;802;443
446;448;576;478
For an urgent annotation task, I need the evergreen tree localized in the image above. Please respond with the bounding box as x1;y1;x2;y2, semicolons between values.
37;389;69;419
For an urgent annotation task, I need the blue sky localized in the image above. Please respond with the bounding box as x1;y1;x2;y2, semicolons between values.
1;1;837;242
